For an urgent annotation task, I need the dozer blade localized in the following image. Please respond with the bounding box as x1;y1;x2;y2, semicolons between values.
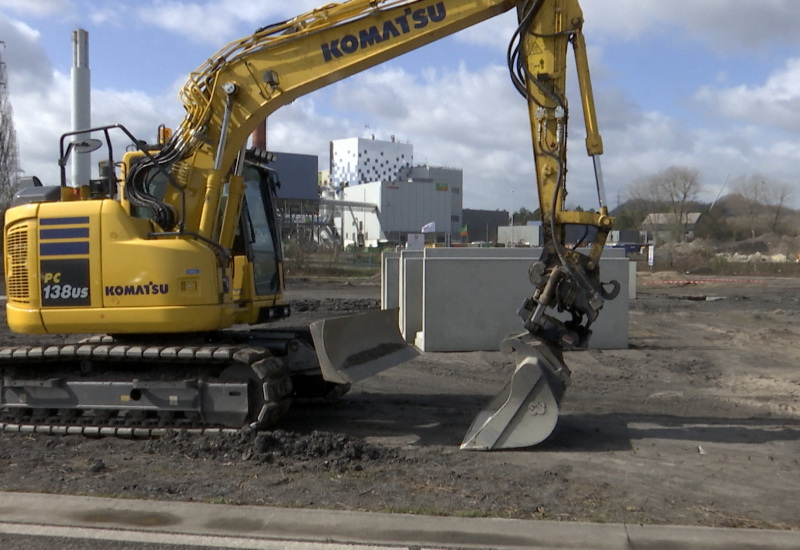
309;308;419;385
460;333;571;450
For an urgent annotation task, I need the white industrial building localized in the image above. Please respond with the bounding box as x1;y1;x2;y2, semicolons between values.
329;137;463;247
331;136;413;187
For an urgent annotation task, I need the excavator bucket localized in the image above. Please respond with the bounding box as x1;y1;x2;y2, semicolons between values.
460;333;571;450
309;308;419;385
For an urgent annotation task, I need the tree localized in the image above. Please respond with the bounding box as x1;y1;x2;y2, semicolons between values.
612;207;646;232
652;166;703;242
625;166;703;243
734;174;771;238
512;207;540;225
694;206;733;241
766;181;792;234
625;177;663;235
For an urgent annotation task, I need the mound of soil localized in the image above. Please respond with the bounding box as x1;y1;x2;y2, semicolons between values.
143;429;405;473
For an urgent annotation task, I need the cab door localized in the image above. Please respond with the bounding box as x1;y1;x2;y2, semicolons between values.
230;163;287;324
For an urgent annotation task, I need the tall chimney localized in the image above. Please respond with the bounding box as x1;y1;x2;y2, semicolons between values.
252;118;267;150
71;29;90;187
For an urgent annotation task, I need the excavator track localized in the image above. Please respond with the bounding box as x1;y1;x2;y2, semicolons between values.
0;340;292;436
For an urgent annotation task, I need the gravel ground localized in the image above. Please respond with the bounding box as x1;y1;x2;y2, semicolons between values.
1;273;799;529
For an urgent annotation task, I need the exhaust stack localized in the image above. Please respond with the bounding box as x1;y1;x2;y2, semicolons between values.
71;28;90;188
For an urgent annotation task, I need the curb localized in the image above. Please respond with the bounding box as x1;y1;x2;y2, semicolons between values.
0;492;799;549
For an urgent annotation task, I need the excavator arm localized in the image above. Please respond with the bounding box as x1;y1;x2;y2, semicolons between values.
513;0;617;350
461;0;618;449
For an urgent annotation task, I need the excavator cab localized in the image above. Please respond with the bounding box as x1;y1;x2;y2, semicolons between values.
239;161;281;298
229;150;291;322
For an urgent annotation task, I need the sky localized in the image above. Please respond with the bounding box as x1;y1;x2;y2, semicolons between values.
2;0;800;215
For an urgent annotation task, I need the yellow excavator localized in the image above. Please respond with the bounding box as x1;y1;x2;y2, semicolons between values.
1;0;616;449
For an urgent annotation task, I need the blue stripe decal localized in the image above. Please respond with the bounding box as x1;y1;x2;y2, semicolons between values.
40;217;90;226
40;227;90;240
40;241;90;256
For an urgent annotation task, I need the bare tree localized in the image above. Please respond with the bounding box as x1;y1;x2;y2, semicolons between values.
734;174;770;238
767;181;792;234
735;174;792;238
625;175;662;240
651;166;703;242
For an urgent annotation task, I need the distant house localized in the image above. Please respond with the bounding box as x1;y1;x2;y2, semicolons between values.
641;212;701;243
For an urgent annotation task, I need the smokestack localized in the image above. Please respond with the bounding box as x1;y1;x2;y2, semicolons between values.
252;118;267;150
71;29;90;187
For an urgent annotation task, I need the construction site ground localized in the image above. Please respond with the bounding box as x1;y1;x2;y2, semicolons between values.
0;271;798;530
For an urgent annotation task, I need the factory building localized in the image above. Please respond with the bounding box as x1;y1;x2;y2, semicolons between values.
269;151;318;201
337;165;463;247
329;137;463;247
330;136;413;187
265;151;335;246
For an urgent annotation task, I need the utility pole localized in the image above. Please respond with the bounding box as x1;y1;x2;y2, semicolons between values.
511;188;515;246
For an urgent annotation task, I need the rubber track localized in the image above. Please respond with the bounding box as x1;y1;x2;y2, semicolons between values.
0;341;292;437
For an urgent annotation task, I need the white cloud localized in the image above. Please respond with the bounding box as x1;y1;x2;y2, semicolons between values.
695;58;800;132
1;14;64;183
138;1;236;45
268;96;360;162
0;15;53;91
0;16;50;184
583;0;800;50
660;0;800;50
87;5;122;26
11;71;73;183
270;55;800;211
453;11;517;51
137;0;329;45
0;0;70;17
316;61;617;210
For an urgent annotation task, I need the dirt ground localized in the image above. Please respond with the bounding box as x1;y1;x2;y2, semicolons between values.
1;272;799;530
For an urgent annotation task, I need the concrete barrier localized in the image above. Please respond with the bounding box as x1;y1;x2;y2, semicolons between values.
380;252;400;310
397;250;423;343
384;247;629;352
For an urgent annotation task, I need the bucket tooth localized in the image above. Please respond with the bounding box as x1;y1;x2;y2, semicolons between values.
461;333;570;450
309;308;419;385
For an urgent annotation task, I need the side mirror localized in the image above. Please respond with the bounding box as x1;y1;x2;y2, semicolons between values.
59;138;104;168
73;138;103;154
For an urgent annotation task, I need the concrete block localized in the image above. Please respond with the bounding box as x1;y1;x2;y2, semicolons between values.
414;248;629;352
381;252;400;310
602;247;628;258
398;250;423;343
629;261;637;300
417;256;532;352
